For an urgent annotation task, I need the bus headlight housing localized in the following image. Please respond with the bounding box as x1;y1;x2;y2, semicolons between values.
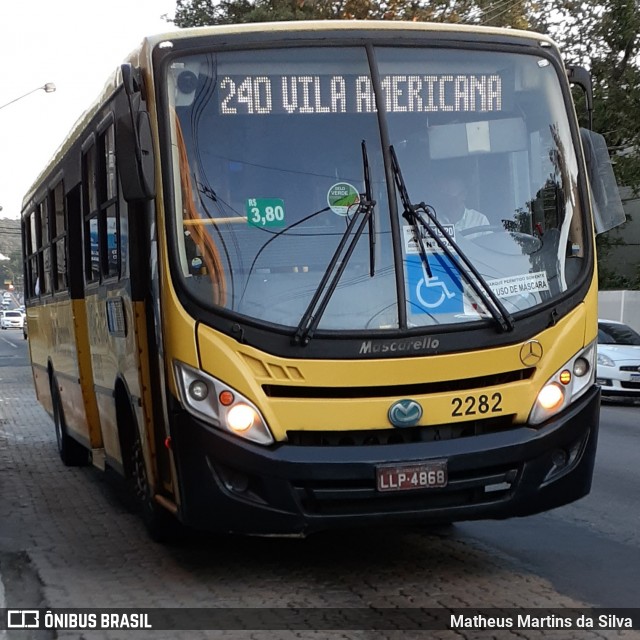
529;342;596;425
174;361;274;445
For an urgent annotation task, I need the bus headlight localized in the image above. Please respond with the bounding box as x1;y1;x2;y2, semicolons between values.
174;361;274;445
537;383;565;411
529;342;596;425
226;404;256;432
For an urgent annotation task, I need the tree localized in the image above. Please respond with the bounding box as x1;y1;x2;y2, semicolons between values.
0;218;23;295
537;0;640;289
169;0;640;288
172;0;535;27
538;0;640;190
0;250;23;294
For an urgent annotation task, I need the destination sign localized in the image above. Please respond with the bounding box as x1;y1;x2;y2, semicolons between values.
218;73;502;115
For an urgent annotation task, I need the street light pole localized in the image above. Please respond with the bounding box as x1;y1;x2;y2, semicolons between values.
0;83;56;111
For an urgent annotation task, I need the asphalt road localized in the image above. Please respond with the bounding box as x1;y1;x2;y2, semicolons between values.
1;329;639;639
458;401;640;608
0;327;29;368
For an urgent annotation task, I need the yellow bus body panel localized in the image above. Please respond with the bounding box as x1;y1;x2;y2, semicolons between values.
84;289;161;482
71;299;103;448
84;290;139;465
26;298;97;447
167;290;596;441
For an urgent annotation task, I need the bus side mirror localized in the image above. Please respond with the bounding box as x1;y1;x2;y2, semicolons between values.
116;63;156;202
580;128;625;234
567;65;593;129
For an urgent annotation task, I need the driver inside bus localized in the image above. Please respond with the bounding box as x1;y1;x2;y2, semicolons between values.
436;175;490;233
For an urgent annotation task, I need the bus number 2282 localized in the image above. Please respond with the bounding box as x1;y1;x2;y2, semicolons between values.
451;392;503;417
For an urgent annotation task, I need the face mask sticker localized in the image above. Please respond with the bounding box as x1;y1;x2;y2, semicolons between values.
488;271;550;297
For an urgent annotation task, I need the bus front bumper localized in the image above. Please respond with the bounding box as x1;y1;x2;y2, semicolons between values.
170;387;600;535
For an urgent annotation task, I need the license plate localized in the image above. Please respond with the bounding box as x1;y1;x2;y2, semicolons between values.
376;460;448;492
630;374;640;382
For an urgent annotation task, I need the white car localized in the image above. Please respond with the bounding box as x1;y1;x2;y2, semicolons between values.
0;310;24;329
0;310;25;330
597;319;640;403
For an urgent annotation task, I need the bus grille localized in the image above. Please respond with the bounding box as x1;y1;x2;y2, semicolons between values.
286;415;515;446
292;464;519;516
263;368;534;398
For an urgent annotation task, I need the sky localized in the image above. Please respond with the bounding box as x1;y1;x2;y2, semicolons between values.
0;0;177;221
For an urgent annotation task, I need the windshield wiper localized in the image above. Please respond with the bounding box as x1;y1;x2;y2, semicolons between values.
390;148;433;281
389;146;514;333
362;140;376;278
293;140;377;346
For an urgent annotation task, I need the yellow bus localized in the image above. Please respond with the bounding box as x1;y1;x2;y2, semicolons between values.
22;21;625;539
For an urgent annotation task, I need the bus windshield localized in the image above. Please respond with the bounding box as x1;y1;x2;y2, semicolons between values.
166;45;585;332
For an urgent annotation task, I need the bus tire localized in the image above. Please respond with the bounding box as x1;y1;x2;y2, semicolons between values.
51;378;89;467
128;424;181;543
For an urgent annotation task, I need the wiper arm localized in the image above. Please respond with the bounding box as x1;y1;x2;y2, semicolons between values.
362;140;376;278
293;140;377;346
389;147;433;280
389;146;514;333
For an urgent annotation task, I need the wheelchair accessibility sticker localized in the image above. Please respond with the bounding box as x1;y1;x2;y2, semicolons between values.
407;253;463;314
404;224;463;314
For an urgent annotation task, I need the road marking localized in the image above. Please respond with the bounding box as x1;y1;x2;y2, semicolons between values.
1;337;17;349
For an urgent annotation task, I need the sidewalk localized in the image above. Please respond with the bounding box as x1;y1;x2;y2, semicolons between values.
1;364;638;640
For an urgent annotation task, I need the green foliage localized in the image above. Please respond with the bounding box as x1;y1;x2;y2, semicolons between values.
172;0;538;27
545;0;640;289
540;0;640;188
169;0;640;288
0;219;22;290
0;250;22;286
596;233;638;289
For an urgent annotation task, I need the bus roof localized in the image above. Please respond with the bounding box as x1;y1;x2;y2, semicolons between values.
21;20;556;213
141;19;554;47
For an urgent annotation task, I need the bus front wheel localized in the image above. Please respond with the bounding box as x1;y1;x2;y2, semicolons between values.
128;426;181;543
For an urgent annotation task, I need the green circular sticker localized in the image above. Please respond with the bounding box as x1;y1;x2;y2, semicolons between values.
327;182;360;216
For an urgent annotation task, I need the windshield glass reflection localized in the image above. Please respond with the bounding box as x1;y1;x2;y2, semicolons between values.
167;45;585;333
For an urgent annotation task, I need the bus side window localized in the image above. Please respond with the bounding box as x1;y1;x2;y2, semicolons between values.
83;144;101;284
40;199;52;295
98;122;120;280
51;181;67;292
23;210;40;299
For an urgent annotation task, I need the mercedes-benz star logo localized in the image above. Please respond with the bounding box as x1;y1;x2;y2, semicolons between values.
519;340;543;366
388;399;423;428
